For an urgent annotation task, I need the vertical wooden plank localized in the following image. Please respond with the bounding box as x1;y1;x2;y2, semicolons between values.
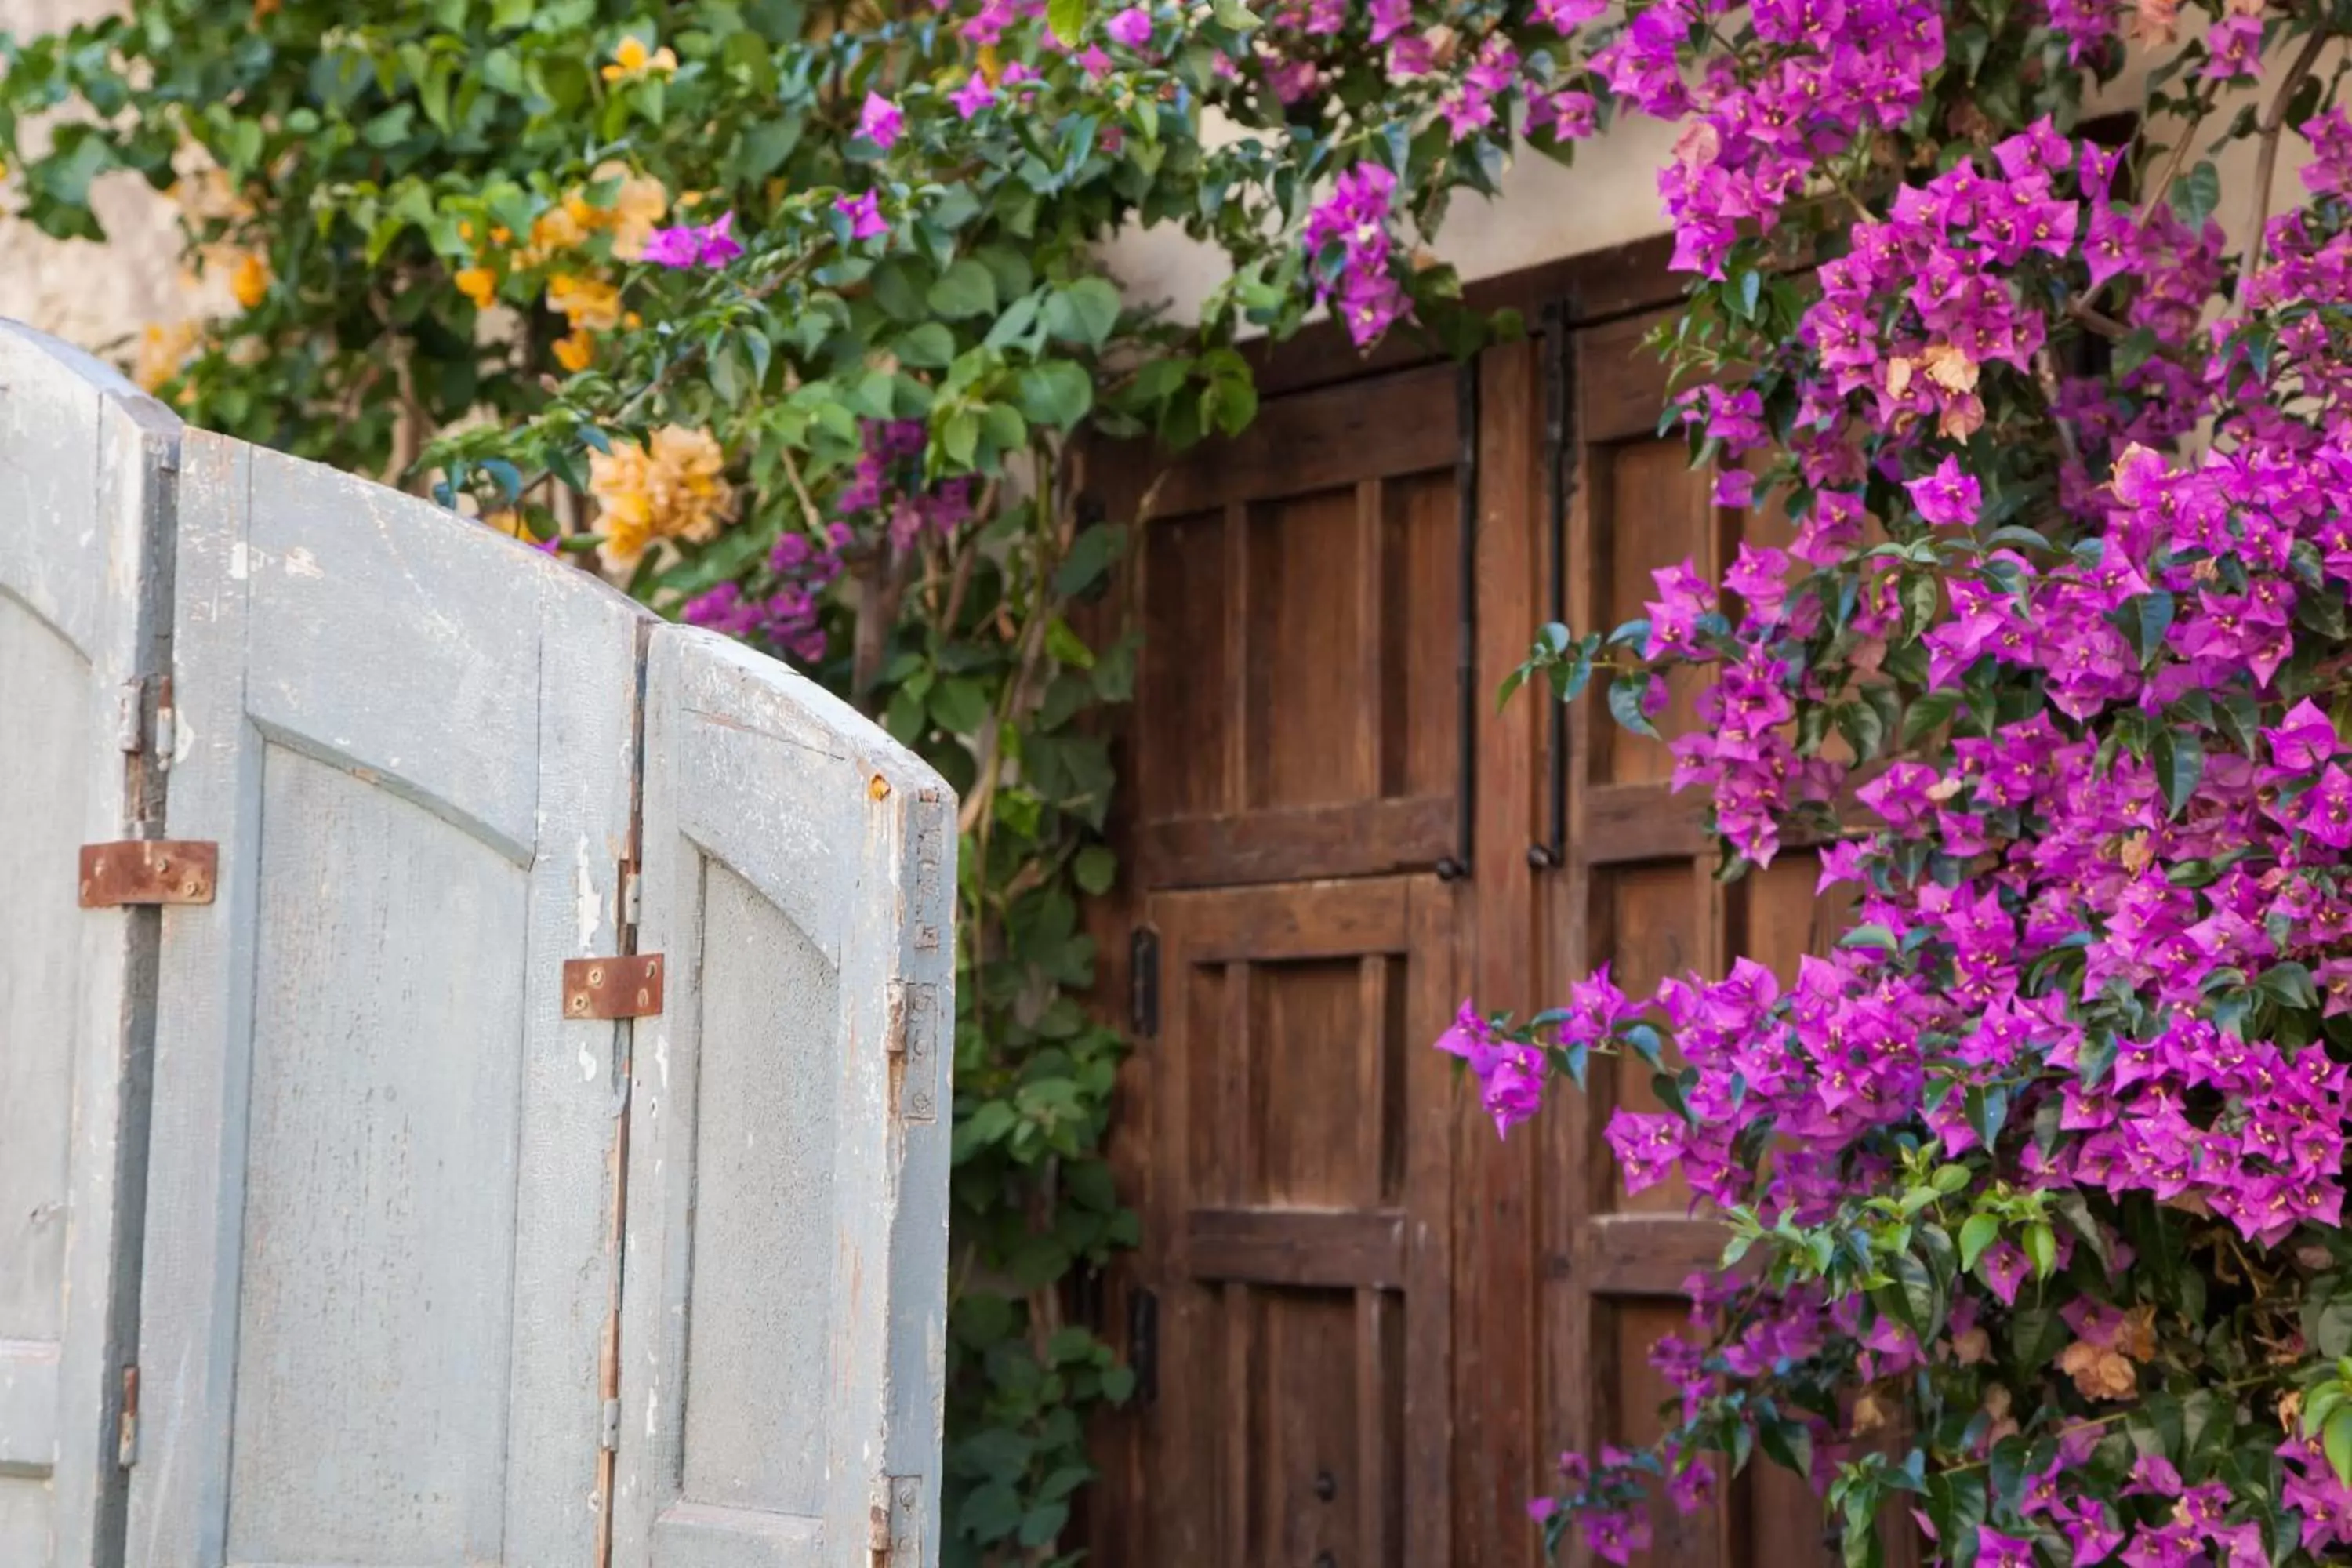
1224;499;1250;815
1357;478;1387;797
1222;1280;1253;1567
1460;335;1546;1568
1356;1289;1392;1567
0;323;178;1568
1404;878;1457;1568
1221;961;1253;1207
125;434;259;1568
1359;954;1391;1203
1542;365;1604;1533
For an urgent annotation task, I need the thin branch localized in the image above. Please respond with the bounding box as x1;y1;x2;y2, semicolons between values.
2031;342;2082;466
2064;297;2130;340
2240;23;2333;308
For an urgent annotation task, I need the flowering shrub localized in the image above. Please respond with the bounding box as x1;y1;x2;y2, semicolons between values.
0;2;1569;1559
1435;1;2352;1562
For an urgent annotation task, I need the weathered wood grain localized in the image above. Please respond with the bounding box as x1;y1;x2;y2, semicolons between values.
614;626;956;1568
0;322;177;1568
130;431;650;1567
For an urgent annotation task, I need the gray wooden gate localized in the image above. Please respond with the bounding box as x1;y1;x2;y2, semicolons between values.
0;321;953;1568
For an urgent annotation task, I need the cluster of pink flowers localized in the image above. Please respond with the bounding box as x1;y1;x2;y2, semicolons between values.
838;419;978;550
1434;4;2352;1561
641;211;742;270
682;526;848;665
1301;164;1411;349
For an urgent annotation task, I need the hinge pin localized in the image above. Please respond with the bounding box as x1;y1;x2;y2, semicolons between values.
117;1365;138;1468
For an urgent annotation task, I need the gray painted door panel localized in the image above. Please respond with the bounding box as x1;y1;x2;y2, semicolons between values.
0;324;176;1568
613;629;953;1568
129;432;647;1567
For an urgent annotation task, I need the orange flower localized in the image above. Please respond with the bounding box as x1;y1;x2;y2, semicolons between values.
133;321;199;394
601;34;678;82
590;424;735;573
552;330;596;372
546;274;621;332
229;252;270;309
455;267;498;309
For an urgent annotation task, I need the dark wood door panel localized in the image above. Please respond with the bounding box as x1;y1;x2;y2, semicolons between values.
1134;375;1465;890
1128;876;1456;1568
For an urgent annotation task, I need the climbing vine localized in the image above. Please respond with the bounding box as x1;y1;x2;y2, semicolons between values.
0;1;1569;1559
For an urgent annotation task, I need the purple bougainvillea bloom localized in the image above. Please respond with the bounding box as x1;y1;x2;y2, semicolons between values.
1534;0;1606;31
948;73;995;118
857;91;903;150
1977;1530;2036;1568
834;190;888;241
1104;5;1152;47
1906;455;1982;526
1436;1001;1547;1136
641;211;742;270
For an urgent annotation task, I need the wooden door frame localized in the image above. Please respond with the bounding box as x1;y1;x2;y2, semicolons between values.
1083;233;1697;1568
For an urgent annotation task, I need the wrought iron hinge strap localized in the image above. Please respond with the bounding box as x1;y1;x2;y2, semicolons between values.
1437;359;1480;883
1130;927;1160;1040
1530;298;1577;871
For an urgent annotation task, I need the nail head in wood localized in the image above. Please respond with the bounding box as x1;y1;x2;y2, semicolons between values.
562;953;665;1019
78;840;218;907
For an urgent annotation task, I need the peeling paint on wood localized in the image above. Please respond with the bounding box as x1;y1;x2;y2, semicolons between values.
5;316;955;1568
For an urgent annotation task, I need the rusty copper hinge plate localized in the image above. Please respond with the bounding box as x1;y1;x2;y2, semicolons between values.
562;954;665;1019
79;840;217;907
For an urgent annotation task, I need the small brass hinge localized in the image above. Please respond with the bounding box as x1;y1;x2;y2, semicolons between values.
562;954;665;1020
79;840;216;907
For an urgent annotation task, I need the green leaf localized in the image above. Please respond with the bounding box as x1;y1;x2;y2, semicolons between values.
895;322;956;369
1606;673;1659;738
1018;1500;1071;1548
2327;1409;2352;1487
2024;1220;2057;1280
1047;0;1087;43
1044;277;1121;348
927;258;999;319
931;676;992;734
2151;728;2204;819
1073;845;1117;895
1958;1213;1999;1270
1018;361;1095;428
960;1481;1023;1541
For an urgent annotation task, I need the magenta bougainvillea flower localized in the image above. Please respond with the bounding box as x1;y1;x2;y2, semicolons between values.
833;190;888;241
640;211;742;270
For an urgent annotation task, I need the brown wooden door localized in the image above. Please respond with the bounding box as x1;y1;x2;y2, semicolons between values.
1089;355;1475;1568
1089;241;1875;1567
1537;311;1855;1568
1135;877;1457;1566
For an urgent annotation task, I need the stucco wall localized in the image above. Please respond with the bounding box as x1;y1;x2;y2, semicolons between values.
0;0;190;360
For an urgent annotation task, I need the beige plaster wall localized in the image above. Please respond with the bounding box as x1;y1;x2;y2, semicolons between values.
0;0;191;360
